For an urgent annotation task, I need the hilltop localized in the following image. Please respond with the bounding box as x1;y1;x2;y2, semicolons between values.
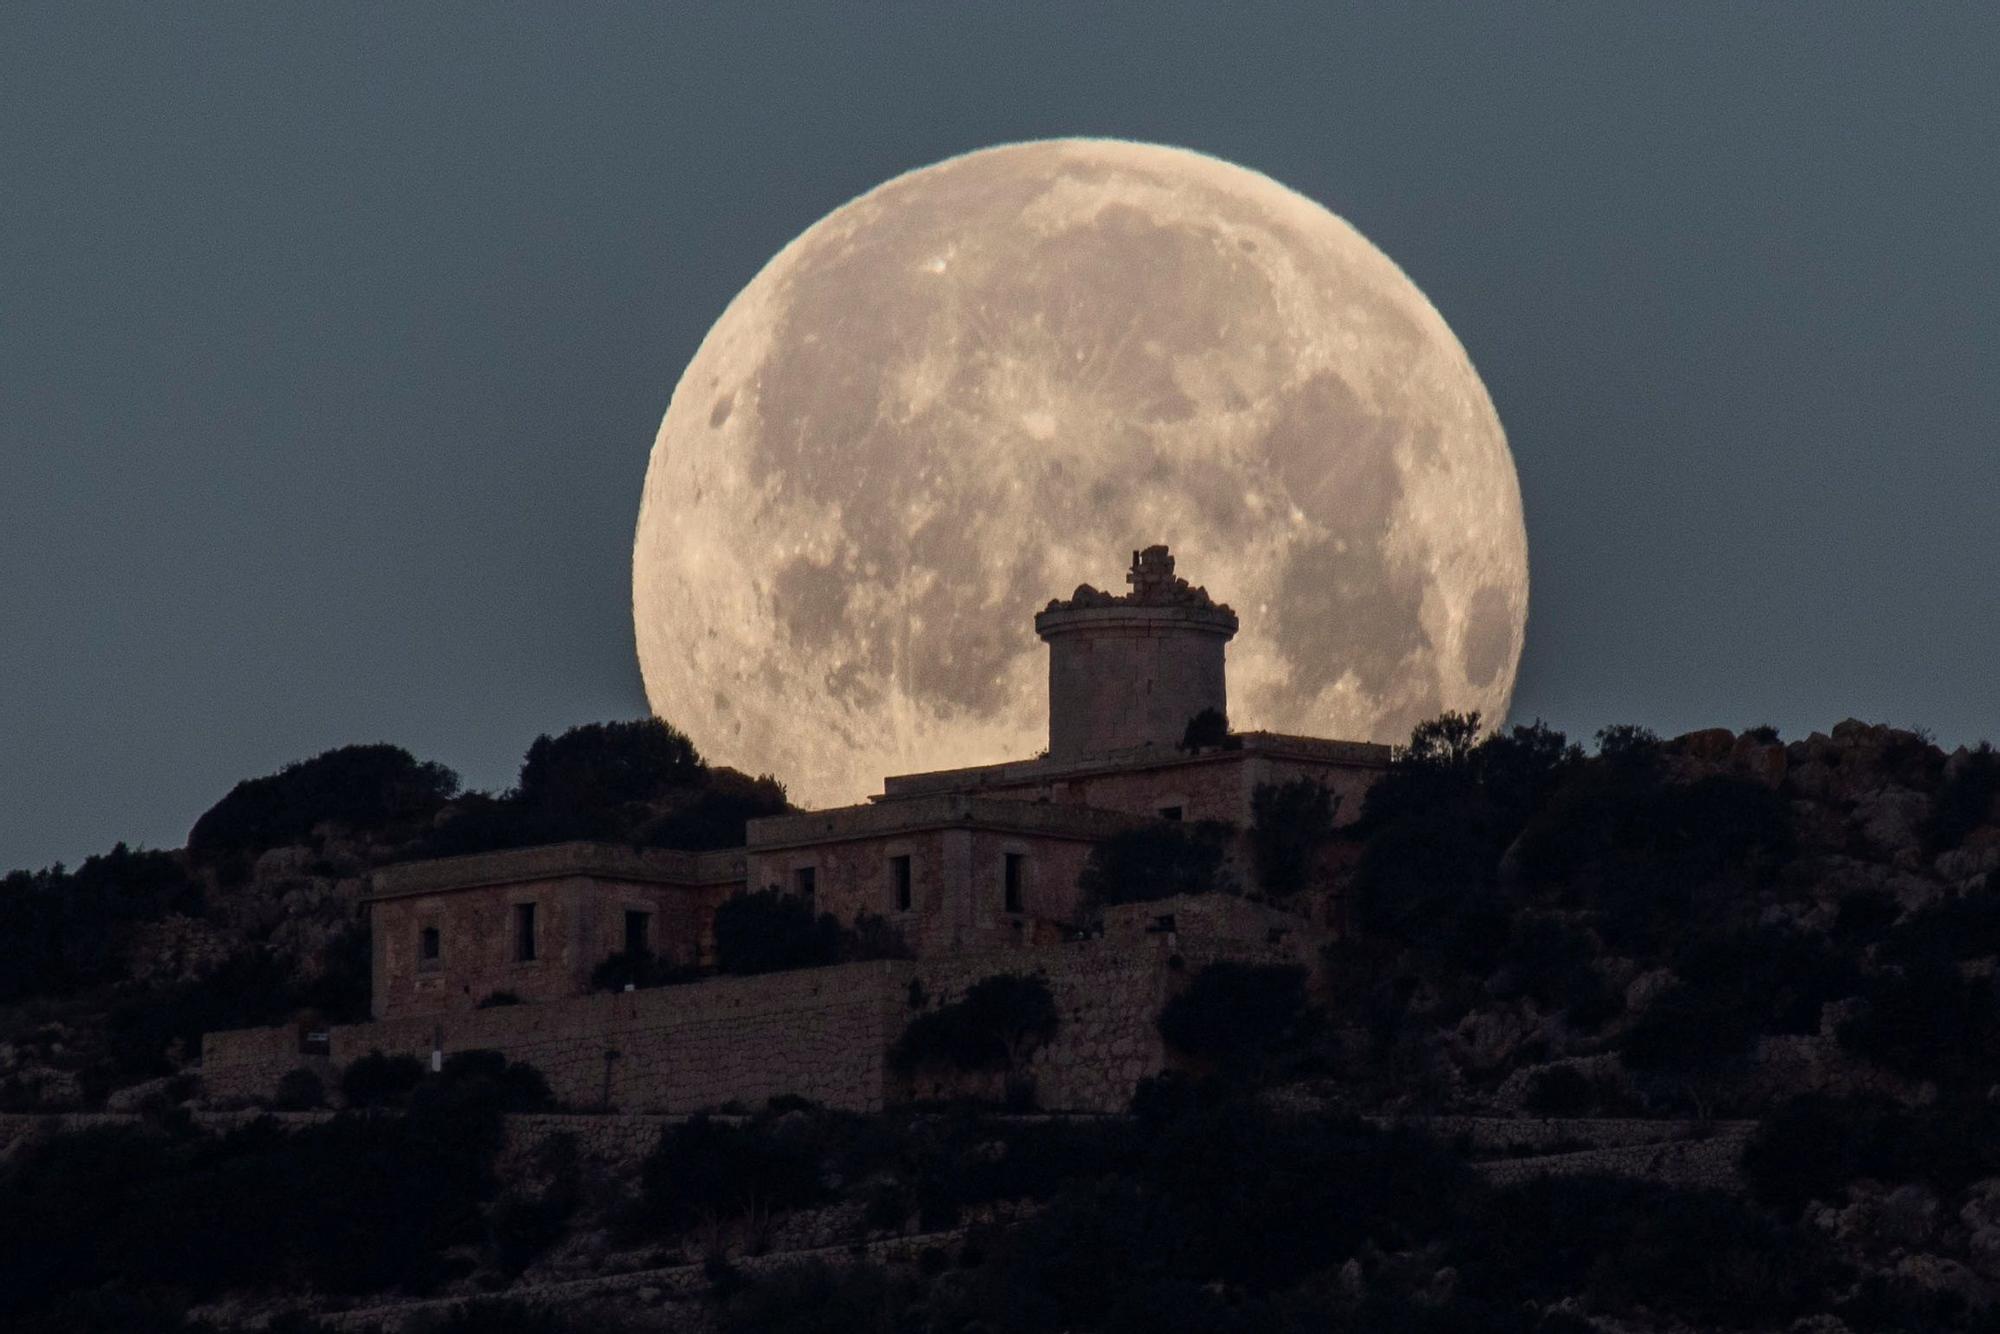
2;713;1999;1331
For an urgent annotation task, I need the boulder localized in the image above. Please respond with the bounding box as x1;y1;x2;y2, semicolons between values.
1851;787;1932;864
1895;1254;1991;1309
1675;727;1738;763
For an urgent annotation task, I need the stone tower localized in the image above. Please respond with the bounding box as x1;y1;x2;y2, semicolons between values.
1034;545;1239;762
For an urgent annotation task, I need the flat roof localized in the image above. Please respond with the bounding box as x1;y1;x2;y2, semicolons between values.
878;730;1390;799
366;840;745;902
747;792;1145;852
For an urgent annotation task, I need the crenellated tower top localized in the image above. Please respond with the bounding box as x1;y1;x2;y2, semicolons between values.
1033;545;1237;762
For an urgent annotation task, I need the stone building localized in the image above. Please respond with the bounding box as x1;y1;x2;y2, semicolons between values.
361;546;1389;1023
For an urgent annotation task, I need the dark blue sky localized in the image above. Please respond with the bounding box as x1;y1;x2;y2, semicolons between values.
4;5;1996;872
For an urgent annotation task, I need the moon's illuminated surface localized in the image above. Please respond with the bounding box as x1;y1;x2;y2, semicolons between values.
635;139;1526;808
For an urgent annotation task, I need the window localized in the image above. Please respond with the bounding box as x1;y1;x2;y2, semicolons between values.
1003;853;1025;914
1158;805;1184;822
515;902;538;962
625;909;651;955
890;855;912;912
794;866;817;909
418;925;441;969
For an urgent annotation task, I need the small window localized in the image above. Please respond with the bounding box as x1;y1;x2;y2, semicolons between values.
625;909;651;955
515;902;538;962
1158;805;1184;822
794;865;817;907
890;855;912;912
1003;853;1025;914
418;925;441;965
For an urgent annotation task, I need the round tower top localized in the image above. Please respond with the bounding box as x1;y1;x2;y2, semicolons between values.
1035;544;1238;633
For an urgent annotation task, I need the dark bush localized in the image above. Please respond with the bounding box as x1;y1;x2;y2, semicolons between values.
340;1050;424;1108
1156;962;1305;1071
713;889;842;975
410;1299;576;1334
1248;778;1339;899
1882;889;2000;967
1179;706;1230;750
1078;822;1234;909
637;767;792;851
840;911;914;962
0;845;203;1003
589;948;696;993
188;744;459;857
425;1050;555;1114
518;718;702;813
638;1114;825;1229
0;1106;506;1313
272;1067;326;1111
891;973;1059;1074
718;1260;920;1334
1524;1065;1597;1115
1838;959;1999;1086
1742;1096;1917;1211
1620;981;1759;1078
1931;742;2000;851
102;945;315;1087
1460;1175;1840;1327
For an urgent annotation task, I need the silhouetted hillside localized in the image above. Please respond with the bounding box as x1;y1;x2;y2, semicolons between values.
4;713;1999;1331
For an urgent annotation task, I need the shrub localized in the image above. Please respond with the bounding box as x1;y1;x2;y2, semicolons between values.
1248;778;1339;899
1838;959;1999;1086
426;1050;555;1114
1077;822;1234;909
340;1050;424;1108
840;911;914;962
273;1067;326;1110
1157;963;1305;1071
1461;1175;1840;1326
517;718;703;813
718;1260;918;1334
1179;706;1229;750
188;744;459;857
589;948;696;992
0;845;204;1003
1930;742;1999;851
713;889;843;975
1523;1065;1595;1116
891;973;1059;1074
638;1114;825;1229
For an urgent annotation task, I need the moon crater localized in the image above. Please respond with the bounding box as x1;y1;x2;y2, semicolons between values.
635;139;1527;806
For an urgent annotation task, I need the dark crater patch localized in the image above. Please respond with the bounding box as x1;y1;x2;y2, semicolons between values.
773;555;852;650
1266;372;1433;701
709;393;734;428
1460;584;1513;689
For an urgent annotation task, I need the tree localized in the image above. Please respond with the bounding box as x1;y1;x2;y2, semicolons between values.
1249;779;1339;899
1078;822;1234;910
519;718;702;807
1157;963;1305;1072
891;973;1059;1074
1180;707;1229;751
713;889;842;975
189;744;459;857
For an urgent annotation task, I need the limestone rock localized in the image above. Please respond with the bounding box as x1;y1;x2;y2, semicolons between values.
1895;1253;1991;1309
1625;968;1677;1013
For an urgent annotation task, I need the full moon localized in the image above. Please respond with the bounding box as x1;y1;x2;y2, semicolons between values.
635;139;1527;807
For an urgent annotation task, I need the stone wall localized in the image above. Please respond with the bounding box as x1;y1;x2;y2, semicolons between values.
199;1024;327;1104
744;821;1101;957
334;960;909;1112
370;875;728;1020
206;935;1201;1116
907;940;1176;1112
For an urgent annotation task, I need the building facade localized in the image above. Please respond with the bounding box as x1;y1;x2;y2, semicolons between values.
359;546;1389;1022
